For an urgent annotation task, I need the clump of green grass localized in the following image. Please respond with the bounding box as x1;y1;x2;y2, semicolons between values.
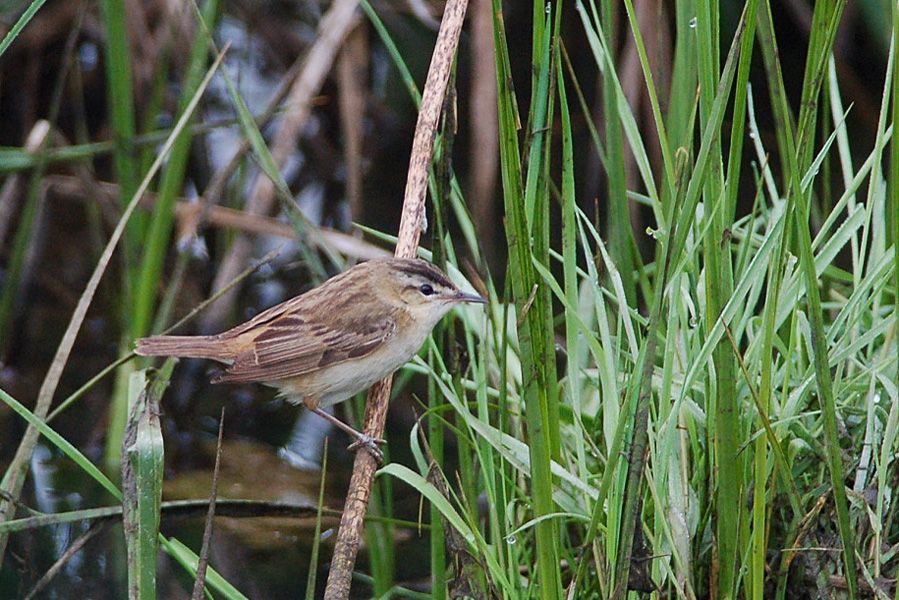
388;1;896;598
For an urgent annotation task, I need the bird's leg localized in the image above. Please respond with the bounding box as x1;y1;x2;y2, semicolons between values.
307;405;386;463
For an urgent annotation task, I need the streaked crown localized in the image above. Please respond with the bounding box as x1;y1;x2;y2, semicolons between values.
375;258;485;307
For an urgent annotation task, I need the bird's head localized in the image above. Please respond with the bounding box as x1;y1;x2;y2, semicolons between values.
375;258;486;321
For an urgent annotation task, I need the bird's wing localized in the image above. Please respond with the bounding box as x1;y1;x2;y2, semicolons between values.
212;311;397;383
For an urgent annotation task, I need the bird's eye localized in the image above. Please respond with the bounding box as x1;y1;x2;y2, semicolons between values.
419;284;435;296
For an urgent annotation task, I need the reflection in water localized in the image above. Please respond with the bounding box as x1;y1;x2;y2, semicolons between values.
161;438;342;597
279;408;331;470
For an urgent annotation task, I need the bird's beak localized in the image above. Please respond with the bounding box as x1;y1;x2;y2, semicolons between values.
452;290;487;304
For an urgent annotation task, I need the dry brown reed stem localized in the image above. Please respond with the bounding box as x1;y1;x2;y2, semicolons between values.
337;24;368;225
189;409;225;600
619;0;669;194
469;0;499;261
176;54;305;245
201;0;361;331
0;121;50;248
43;175;391;261
323;0;470;597
22;522;107;600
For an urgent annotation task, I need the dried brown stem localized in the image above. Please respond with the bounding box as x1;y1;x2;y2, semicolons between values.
200;0;361;332
42;174;391;261
322;0;470;597
179;43;308;250
190;409;225;600
469;0;499;262
337;24;368;225
0;121;50;248
22;522;107;600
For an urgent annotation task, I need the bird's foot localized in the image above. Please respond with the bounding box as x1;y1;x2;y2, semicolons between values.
308;406;387;463
347;434;387;464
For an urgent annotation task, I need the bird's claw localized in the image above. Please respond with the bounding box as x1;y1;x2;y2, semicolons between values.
347;434;386;463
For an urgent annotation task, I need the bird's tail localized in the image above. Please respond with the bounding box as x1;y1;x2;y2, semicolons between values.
134;335;226;360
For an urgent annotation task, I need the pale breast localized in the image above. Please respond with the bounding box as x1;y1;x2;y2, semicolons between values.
272;326;429;408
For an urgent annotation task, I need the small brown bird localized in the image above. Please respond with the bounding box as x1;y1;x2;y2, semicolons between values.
135;258;486;458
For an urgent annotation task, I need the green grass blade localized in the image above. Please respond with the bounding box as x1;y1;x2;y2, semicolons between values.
0;387;123;501
131;0;221;340
491;1;563;595
99;0;140;301
611;149;687;598
304;440;329;600
619;0;675;184
122;365;171;600
599;0;635;302
203;33;330;281
0;0;49;57
892;0;899;510
102;47;230;468
556;40;590;490
164;538;249;600
759;0;858;594
378;464;476;545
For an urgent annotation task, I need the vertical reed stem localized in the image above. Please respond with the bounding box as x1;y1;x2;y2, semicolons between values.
323;1;469;597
